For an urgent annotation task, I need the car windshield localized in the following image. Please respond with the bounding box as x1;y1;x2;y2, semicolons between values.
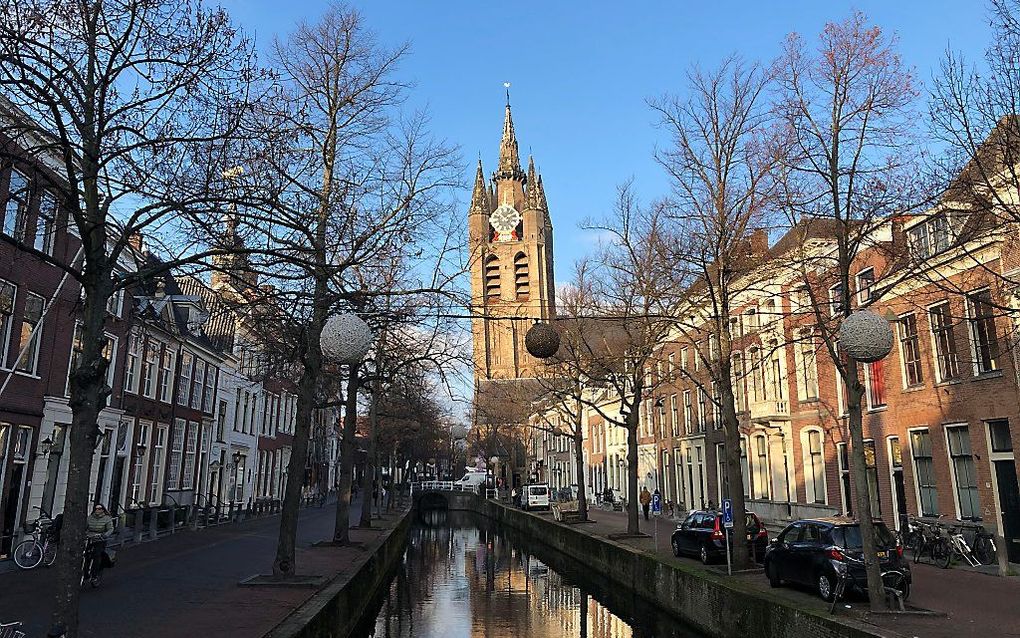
529;486;547;496
833;523;896;549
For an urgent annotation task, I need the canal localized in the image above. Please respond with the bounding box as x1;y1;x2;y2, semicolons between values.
352;510;696;638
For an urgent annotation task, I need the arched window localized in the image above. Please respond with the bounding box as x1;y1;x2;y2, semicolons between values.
513;252;529;299
484;255;501;298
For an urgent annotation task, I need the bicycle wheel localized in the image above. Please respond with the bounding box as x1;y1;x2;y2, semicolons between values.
973;536;996;565
42;540;57;566
934;538;953;569
911;536;925;563
13;540;43;569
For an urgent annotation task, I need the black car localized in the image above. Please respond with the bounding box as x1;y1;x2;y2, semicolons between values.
763;517;911;601
670;509;769;565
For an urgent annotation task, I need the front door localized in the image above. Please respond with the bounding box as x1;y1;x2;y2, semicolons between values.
994;460;1020;563
892;469;907;529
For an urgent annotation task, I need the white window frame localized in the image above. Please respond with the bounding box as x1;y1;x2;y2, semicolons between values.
855;267;875;305
14;291;45;375
168;419;185;490
801;427;827;505
150;423;169;501
927;300;960;383
944;423;980;520
966;288;1000;376
908;427;939;517
182;421;198;490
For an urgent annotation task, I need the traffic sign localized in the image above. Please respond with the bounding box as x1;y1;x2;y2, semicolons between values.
651;491;662;516
722;498;733;528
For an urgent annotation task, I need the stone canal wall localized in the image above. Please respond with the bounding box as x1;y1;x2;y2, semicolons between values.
473;499;894;638
265;511;412;638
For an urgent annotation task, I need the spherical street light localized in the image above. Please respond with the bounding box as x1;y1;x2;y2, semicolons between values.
451;425;467;440
838;310;894;363
525;322;560;359
320;313;374;364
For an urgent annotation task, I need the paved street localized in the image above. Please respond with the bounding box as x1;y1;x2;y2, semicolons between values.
572;506;1020;638
0;499;387;638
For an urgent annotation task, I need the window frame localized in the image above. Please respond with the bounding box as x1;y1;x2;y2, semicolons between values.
855;267;875;305
966;288;1000;375
945;424;980;520
896;313;924;388
928;301;960;383
909;427;939;517
14;291;45;375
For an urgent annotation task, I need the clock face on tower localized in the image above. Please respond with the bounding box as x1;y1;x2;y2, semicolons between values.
490;204;521;241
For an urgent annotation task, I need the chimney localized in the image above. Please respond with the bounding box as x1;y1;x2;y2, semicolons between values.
749;228;769;255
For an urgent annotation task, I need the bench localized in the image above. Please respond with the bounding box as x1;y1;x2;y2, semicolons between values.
552;501;582;523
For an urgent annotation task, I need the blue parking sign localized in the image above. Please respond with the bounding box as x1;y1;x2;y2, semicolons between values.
651;491;662;515
722;498;733;528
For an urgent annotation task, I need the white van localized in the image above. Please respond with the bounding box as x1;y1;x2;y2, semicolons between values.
457;470;488;491
523;483;550;511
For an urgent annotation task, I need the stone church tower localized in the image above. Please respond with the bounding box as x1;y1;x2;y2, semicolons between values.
469;100;556;381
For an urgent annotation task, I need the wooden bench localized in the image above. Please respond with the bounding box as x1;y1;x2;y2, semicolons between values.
552;501;582;523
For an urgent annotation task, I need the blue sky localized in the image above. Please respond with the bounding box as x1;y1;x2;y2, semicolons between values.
220;0;991;275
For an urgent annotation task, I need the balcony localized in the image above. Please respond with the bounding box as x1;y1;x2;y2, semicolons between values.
749;399;790;422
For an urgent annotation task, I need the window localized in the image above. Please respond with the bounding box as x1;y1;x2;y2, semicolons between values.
910;429;939;516
141;340;159;398
34;191;57;255
897;314;923;387
683;390;693;434
947;426;980;519
3;168;29;241
182;423;198;490
711;381;720;429
14;292;44;374
739;438;750;497
513;252;529;299
484;255;500;298
150;424;168;500
159;347;175;403
168;420;185;489
680;347;688;370
191;359;205;409
670;394;678;436
125;330;141;393
744;308;758;333
178;351;193;406
863;440;881;515
0;280;15;367
908;223;931;259
697;388;708;432
752;435;769;499
929;302;960;381
203;365;215;412
829;283;844;317
66;324;115;394
988;419;1013;453
856;268;875;304
731;353;745;410
667;352;675;377
837;442;852;515
131;421;150;503
967;289;1000;374
908;213;953;259
795;336;818;401
865;359;886;409
804;430;826;504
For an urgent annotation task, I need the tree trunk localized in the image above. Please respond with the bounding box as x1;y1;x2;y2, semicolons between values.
720;386;750;570
333;365;361;544
273;312;324;576
54;274;111;637
626;413;640;535
845;361;886;610
573;427;588;522
359;374;379;528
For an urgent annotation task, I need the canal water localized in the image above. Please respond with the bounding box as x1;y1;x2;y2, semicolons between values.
352;510;696;638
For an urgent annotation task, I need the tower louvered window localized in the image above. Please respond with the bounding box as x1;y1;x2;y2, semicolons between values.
513;252;529;299
484;255;501;298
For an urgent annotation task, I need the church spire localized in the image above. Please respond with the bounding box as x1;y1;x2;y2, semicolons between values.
470;158;489;212
537;174;548;211
525;156;539;208
495;100;525;181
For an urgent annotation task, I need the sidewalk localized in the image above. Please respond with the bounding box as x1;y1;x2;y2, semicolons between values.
571;506;1020;638
0;498;403;638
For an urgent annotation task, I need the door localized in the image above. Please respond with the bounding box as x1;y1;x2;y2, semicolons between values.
772;523;802;582
994;460;1020;563
677;512;700;554
789;523;822;585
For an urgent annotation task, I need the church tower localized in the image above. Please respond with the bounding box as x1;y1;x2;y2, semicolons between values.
469;99;556;381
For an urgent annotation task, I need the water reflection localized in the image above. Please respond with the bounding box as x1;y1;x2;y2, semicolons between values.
353;510;695;638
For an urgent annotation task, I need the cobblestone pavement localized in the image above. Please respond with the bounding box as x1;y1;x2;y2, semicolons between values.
0;497;404;638
567;505;1020;638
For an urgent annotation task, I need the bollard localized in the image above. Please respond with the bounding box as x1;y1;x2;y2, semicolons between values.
997;532;1010;577
228;501;235;523
133;509;144;543
148;506;159;540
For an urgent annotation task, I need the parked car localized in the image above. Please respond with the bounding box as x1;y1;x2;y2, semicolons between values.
763;517;911;602
522;484;550;511
670;509;769;565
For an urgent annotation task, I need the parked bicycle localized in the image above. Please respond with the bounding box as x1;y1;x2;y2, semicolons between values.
906;515;997;568
0;621;26;638
829;552;908;614
12;507;59;570
908;518;950;566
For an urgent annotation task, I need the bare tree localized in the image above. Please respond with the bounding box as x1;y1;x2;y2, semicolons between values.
0;0;261;632
776;12;919;610
650;56;785;569
574;184;677;535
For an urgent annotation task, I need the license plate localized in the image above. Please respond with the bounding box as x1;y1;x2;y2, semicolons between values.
877;551;887;559
746;535;752;540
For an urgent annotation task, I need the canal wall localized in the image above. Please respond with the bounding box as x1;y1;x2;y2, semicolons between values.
472;498;896;638
264;510;412;638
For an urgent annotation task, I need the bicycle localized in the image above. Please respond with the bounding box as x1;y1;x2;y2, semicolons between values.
0;621;26;638
81;537;106;588
971;528;998;566
936;523;982;569
12;508;57;570
828;552;908;614
909;519;950;566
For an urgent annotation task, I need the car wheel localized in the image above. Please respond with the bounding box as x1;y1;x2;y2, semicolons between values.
766;560;782;587
700;544;712;565
671;538;681;557
817;572;835;602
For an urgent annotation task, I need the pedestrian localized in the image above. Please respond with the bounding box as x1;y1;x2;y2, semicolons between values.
511;486;518;507
639;486;652;521
85;503;115;585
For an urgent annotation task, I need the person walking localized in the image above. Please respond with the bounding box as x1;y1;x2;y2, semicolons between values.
639;487;652;521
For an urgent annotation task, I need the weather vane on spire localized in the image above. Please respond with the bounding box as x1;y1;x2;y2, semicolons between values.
504;81;511;105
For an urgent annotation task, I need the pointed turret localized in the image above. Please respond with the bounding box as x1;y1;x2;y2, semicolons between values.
537;174;548;211
470;159;490;212
525;156;539;208
495;101;525;182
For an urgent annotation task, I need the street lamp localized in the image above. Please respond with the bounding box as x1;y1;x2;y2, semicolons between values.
39;436;53;457
135;443;147;459
320;313;374;364
837;310;894;363
232;450;243;467
524;322;560;359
